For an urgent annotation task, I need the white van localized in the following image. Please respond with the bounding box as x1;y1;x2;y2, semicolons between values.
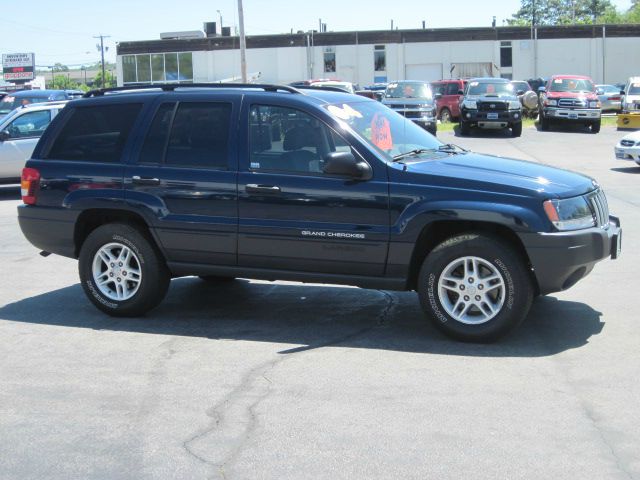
623;77;640;112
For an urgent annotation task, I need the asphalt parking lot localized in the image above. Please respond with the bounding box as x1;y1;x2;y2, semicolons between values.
1;125;639;480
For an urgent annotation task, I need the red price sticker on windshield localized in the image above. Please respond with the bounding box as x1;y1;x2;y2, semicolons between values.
371;113;393;150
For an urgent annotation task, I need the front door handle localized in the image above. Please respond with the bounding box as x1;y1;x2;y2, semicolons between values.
245;184;281;195
132;176;161;186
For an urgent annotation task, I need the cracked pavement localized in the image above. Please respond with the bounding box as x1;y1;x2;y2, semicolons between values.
0;126;639;479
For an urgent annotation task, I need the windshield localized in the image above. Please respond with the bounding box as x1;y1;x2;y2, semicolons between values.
0;95;49;116
466;81;514;97
549;78;594;93
628;83;640;95
324;101;441;161
385;82;433;99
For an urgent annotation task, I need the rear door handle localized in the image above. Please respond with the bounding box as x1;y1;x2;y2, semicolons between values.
131;176;161;186
245;184;281;194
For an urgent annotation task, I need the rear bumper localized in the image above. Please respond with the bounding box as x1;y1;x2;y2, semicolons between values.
17;205;77;258
519;216;621;295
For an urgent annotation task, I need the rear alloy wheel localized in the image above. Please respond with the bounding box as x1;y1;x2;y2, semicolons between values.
79;223;170;316
512;121;523;137
439;108;452;124
417;233;533;342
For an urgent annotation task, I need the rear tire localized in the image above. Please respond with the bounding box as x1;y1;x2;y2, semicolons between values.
417;233;534;342
79;223;170;317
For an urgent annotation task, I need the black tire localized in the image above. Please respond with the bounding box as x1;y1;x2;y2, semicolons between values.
511;121;523;137
540;113;550;131
460;120;471;136
199;275;236;283
417;233;534;342
591;120;601;133
78;223;170;317
439;108;451;124
428;126;437;136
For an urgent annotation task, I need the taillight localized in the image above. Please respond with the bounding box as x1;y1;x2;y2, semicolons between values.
608;96;621;101
21;167;40;205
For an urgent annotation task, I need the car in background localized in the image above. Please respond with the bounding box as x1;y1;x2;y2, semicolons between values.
622;77;640;112
615;130;640;166
65;89;85;100
0;90;72;119
0;101;66;183
459;78;523;136
431;79;467;123
511;80;539;118
383;80;437;135
309;81;356;94
539;75;601;133
0;91;7;101
596;84;624;112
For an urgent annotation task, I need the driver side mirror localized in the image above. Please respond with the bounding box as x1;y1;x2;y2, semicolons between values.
596;88;604;95
434;93;443;100
323;151;372;180
0;130;10;142
457;89;464;95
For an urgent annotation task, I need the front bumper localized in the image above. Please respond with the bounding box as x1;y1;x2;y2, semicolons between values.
615;144;640;163
518;216;621;294
461;109;521;128
543;107;601;121
392;109;436;128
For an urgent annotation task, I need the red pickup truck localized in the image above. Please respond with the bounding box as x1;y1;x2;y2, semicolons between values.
539;75;602;133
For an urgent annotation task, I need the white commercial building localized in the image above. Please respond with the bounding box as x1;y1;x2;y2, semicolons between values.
116;24;640;87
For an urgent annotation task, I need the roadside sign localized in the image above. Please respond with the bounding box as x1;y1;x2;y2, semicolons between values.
2;53;36;81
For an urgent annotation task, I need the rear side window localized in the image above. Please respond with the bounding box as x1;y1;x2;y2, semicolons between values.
139;102;231;169
48;103;142;162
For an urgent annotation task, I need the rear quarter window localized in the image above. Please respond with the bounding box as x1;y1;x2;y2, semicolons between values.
46;103;142;162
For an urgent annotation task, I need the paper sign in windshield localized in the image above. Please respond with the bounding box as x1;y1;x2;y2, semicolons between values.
371;113;393;150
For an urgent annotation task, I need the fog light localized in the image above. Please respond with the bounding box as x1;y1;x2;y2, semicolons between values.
466;113;471;119
514;113;520;119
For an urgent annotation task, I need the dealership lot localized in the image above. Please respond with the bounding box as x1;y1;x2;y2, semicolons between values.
1;126;639;479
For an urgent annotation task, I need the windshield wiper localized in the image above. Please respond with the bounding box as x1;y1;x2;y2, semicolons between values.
392;149;432;162
438;143;468;153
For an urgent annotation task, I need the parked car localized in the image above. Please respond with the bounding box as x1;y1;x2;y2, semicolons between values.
621;77;640;112
511;80;539;119
431;79;467;122
382;80;437;135
309;81;355;94
538;75;601;132
596;84;624;113
17;83;621;342
459;78;523;136
65;89;85;100
0;90;71;119
614;131;640;165
0;101;66;183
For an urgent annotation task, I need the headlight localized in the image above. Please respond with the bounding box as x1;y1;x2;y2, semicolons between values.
543;197;595;231
589;100;600;108
545;99;558;107
463;100;477;109
509;100;521;110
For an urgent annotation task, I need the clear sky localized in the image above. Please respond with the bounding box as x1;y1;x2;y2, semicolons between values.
0;0;633;67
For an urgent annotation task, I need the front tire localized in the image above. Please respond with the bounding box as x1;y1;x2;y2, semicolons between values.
540;112;550;131
417;233;533;342
79;223;170;317
591;120;601;133
511;121;523;137
439;108;452;124
460;119;471;136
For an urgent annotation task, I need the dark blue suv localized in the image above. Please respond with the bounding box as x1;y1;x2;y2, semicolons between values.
17;84;621;342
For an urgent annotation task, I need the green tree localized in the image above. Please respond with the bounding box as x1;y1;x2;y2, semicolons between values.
507;0;614;25
93;69;116;88
51;74;77;90
52;62;69;73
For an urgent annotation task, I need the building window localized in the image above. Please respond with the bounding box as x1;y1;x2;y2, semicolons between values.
374;45;386;72
324;48;335;73
122;52;193;85
500;41;512;68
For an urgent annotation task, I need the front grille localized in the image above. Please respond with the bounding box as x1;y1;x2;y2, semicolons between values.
621;139;635;147
387;104;405;109
478;102;508;112
404;111;424;118
587;189;610;228
559;98;588;108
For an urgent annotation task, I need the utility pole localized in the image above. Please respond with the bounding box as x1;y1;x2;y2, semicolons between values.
94;34;111;88
237;0;247;82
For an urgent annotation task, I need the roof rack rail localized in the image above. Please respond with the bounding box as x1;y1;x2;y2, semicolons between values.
83;83;302;98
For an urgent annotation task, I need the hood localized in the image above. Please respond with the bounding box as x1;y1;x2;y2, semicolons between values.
547;90;597;100
396;151;596;199
621;130;640;142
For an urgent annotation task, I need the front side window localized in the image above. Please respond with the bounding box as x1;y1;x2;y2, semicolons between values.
446;83;461;95
249;105;350;175
325;101;441;161
47;103;142;162
5;110;51;139
374;45;386;72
